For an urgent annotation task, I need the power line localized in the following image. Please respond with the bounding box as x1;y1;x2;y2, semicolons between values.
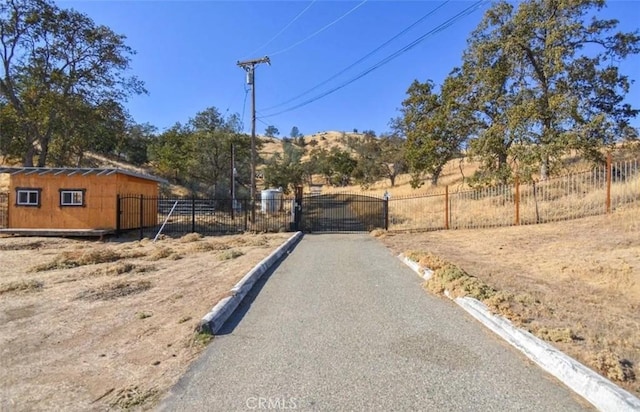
225;77;249;115
262;0;451;112
268;0;369;57
240;84;250;132
256;117;270;128
241;0;318;60
260;0;486;119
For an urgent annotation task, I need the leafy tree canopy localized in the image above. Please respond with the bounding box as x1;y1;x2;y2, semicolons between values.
0;0;145;166
265;125;279;137
461;0;639;183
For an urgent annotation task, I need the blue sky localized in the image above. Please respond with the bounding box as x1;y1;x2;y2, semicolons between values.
59;0;640;136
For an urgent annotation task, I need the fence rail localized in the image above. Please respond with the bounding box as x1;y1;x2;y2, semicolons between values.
118;195;294;238
388;157;640;231
2;156;639;236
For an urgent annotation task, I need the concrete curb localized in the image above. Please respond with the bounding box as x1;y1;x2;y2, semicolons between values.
399;253;433;280
199;231;303;334
398;255;640;412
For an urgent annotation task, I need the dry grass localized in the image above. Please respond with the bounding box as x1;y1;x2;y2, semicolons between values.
380;207;640;393
0;279;43;295
30;248;122;272
0;232;292;411
75;280;153;301
0;240;44;251
218;249;244;260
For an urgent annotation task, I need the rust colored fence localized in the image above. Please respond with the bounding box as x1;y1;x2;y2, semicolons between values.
389;157;640;232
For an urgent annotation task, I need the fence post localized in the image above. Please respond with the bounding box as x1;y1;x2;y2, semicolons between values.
244;199;248;231
514;177;520;225
139;194;144;240
606;152;612;214
115;194;121;237
384;198;389;231
191;196;196;233
294;186;303;231
444;185;450;230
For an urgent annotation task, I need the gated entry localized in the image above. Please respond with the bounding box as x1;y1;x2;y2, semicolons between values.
296;193;387;232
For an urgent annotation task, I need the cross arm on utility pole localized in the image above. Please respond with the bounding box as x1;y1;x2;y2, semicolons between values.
237;56;271;68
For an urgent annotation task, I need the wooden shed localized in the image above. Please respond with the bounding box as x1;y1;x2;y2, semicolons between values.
0;167;165;235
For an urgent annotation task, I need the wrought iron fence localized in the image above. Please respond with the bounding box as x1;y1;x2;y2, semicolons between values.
117;195;295;238
388;157;640;232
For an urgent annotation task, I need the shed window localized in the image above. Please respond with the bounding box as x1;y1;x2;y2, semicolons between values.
60;189;85;207
16;188;41;207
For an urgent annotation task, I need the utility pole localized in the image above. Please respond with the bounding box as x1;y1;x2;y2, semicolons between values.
237;56;270;223
230;143;236;220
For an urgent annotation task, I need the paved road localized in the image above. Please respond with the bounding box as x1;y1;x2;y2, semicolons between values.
160;234;590;411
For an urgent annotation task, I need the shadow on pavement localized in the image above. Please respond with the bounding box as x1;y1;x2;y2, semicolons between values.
216;235;303;335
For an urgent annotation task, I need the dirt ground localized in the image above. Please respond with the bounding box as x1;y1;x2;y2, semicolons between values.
0;232;291;411
378;207;640;396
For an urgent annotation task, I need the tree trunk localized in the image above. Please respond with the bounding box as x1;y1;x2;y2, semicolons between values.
540;155;549;180
37;117;56;167
37;140;49;167
431;165;444;186
22;146;35;167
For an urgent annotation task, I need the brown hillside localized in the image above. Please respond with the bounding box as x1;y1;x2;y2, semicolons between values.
259;130;366;162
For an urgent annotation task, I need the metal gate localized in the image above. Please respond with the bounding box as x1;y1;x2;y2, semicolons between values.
297;193;387;232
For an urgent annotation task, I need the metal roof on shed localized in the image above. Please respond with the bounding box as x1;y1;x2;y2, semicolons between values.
0;167;168;184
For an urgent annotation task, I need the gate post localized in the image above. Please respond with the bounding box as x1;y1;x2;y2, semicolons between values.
191;196;196;233
139;194;144;240
384;197;389;231
115;194;121;237
244;199;248;231
293;186;303;231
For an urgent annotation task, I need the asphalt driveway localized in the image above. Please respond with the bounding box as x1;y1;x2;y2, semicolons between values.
159;234;590;411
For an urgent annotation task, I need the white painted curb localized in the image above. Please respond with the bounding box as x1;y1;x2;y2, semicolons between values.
199;231;303;334
399;255;640;412
398;253;433;280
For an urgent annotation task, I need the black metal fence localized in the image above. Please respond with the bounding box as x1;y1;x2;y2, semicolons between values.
117;192;390;237
118;195;295;238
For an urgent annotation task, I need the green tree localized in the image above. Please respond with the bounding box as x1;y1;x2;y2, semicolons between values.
378;132;407;187
187;108;248;196
400;76;468;187
148;107;249;195
328;147;357;186
264;125;279;137
118;122;157;166
263;140;304;194
346;133;383;189
306;147;333;185
290;126;301;138
463;0;639;182
47;97;129;166
0;0;145;166
148;123;192;184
